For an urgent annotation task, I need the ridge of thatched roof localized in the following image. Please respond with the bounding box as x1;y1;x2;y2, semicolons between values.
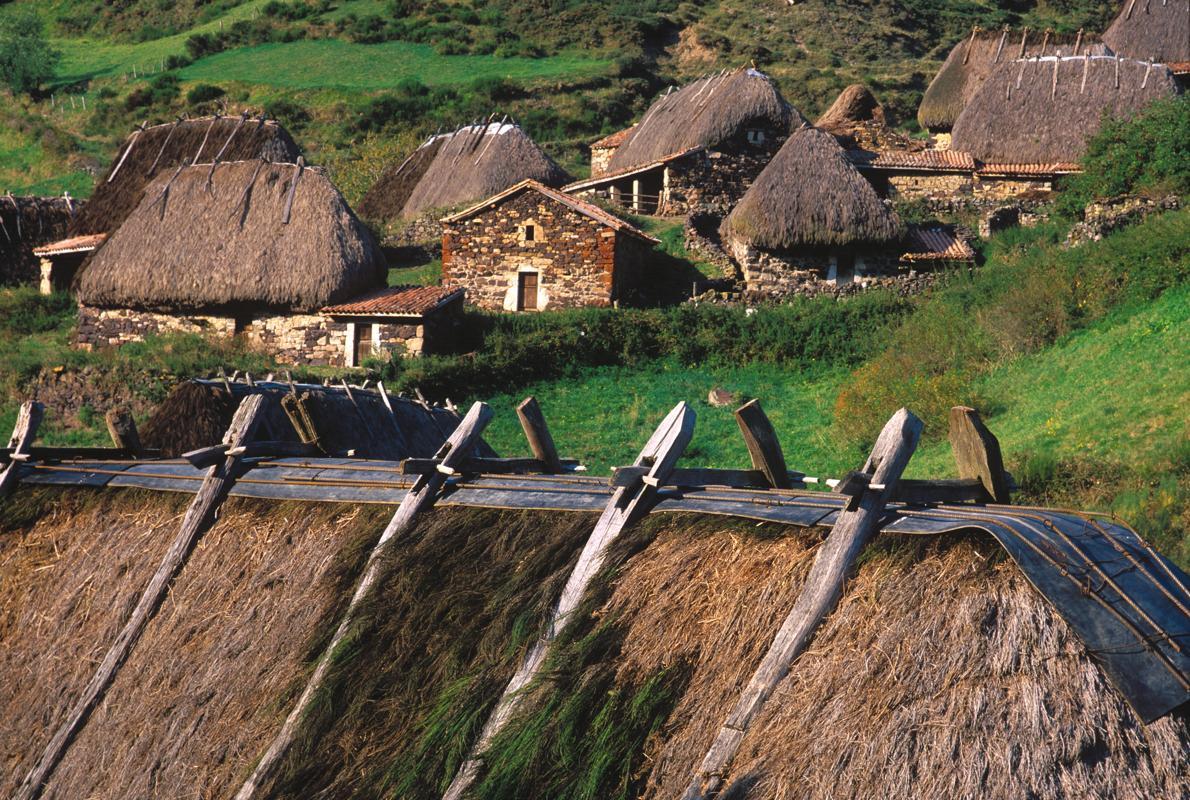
816;84;886;133
591;125;637;150
723;126;902;250
1104;0;1190;63
950;55;1181;164
0;196;75;252
918;28;1112;131
355;134;445;223
70;116;301;237
607;67;804;172
77;159;383;312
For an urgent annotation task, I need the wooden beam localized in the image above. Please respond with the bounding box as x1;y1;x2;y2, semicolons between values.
948;406;1010;503
683;408;922;800
0;401;43;499
400;456;580;476
611;465;771;489
104;409;141;457
517;396;563;473
181;440;320;470
0;446;161;464
234;401;495;800
892;478;989;505
735;399;791;488
17;395;267;800
444;402;696;800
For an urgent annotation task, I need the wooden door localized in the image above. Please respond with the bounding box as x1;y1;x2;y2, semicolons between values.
354;323;374;364
518;272;538;311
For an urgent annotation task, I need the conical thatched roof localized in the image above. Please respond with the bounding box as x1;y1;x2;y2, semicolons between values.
951;55;1182;164
0;196;75;283
815;84;886;134
723;126;902;250
77;160;383;312
918;29;1111;132
607;68;803;172
355;135;445;223
1104;0;1190;63
70;116;301;237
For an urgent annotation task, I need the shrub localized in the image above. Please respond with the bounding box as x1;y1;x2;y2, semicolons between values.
186;83;225;105
0;10;60;95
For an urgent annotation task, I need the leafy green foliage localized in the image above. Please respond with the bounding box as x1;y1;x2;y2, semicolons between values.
0;288;75;336
0;10;60;94
185;81;225;105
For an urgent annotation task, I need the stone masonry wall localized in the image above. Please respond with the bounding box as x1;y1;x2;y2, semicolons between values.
886;172;973;201
243;314;348;367
591;146;615;177
972;175;1055;200
661;131;786;216
726;237;915;299
76;306;235;350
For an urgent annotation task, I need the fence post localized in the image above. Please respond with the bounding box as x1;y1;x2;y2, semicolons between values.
104;409;142;457
948;406;1010;503
0;401;44;499
517;396;562;473
734;399;791;488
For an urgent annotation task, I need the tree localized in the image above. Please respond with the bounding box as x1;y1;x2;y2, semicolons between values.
0;11;60;95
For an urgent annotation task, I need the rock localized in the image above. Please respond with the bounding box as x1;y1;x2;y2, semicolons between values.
707;387;737;407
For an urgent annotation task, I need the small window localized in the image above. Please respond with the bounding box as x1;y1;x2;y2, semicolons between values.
524;224;536;242
746;129;765;145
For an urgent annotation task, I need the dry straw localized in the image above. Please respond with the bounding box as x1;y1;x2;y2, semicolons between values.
1103;0;1190;63
814;84;886;135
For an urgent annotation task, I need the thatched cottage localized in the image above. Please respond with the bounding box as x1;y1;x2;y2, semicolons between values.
0;195;76;287
1103;0;1189;67
588;125;636;177
74;159;458;365
815;84;912;152
441;179;658;311
356;121;571;225
567;68;801;215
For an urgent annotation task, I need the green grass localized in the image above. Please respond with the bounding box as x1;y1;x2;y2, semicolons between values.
176;40;609;91
635;217;725;280
388;260;442;288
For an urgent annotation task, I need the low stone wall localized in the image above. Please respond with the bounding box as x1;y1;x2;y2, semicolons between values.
973;175;1055;200
1065;195;1180;248
76;307;235;351
887;172;973;201
728;238;936;299
244;314;347;367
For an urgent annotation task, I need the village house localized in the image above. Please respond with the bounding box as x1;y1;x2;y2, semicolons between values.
566;67;801;215
74;159;459;366
0;195;77;287
440;179;658;311
814;84;914;153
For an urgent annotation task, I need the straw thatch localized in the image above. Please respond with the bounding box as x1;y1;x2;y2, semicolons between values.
1104;0;1190;63
722;126;902;250
918;30;1111;131
69;116;300;237
815;84;886;133
0;196;76;284
76;160;384;312
950;55;1182;164
355;134;445;223
607;68;803;172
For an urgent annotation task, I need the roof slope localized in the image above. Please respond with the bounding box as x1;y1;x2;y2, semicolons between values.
723;126;902;250
951;55;1181;164
1104;0;1190;63
77;160;383;312
355;135;445;223
322;284;463;317
607;68;803;172
69;116;300;237
815;84;886;133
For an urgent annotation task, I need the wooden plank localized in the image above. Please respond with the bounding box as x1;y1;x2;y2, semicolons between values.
0;446;160;464
517;396;563;473
682;408;922;800
104;409;142;457
611;465;770;489
17;395;267;800
400;456;580;476
234;402;495;800
948;406;1010;503
734;399;791;489
0;401;43;499
181;440;320;470
444;402;696;800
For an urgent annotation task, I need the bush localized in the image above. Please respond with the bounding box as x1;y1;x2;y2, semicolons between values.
186;83;225;105
0;289;76;336
0;11;60;95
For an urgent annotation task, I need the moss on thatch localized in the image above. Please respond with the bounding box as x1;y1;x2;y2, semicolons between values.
76;159;384;312
607;68;803;172
722;126;902;251
815;84;886;134
1104;0;1190;63
0;195;75;284
355;136;445;224
70;116;300;237
950;55;1182;164
918;30;1110;132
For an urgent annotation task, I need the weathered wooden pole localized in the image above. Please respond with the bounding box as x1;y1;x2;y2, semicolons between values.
517;396;562;473
444;402;696;800
682;407;922;800
0;401;43;499
376;380;411;455
104;408;142;457
948;406;1010;503
17;394;267;800
234;401;495;800
734;399;790;488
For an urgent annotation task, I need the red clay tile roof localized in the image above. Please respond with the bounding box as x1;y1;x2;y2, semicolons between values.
563;147;705;191
441;179;659;244
976;162;1081;176
591;125;636;150
321;285;463;317
1168;61;1190;76
32;233;108;256
901;226;976;262
852;149;977;171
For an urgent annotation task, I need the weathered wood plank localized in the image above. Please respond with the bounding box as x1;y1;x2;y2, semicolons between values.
234;402;494;800
104;409;142;457
181;440;320;469
948;405;1010;503
894;478;988;505
0;401;43;499
400;456;580;476
734;399;791;489
0;446;161;464
443;402;696;800
611;465;770;489
517;396;563;473
16;395;266;800
682;408;922;800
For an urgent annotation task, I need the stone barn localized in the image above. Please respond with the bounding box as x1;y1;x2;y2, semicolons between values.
0;195;77;287
321;285;464;366
441;179;659;311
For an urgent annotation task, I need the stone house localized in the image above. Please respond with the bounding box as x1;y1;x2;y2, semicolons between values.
441;179;659;311
0;195;77;287
321;285;464;367
588;125;636;177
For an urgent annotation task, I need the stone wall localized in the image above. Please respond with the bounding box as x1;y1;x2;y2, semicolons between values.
590;146;615;177
973;175;1055;200
886;172;973;201
76;307;235;350
662;131;786;215
243;314;347;367
727;237;926;299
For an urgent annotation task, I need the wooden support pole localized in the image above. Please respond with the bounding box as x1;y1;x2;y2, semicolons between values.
682;408;922;800
517;396;563;473
17;395;266;800
0;401;44;499
376;381;411;455
104;408;141;457
234;402;495;800
443;402;696;800
734;399;790;489
948;406;1010;503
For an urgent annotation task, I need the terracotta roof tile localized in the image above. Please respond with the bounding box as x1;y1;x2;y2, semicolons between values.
976;162;1081;176
1165;61;1190;75
591;125;636;150
32;233;107;256
852;149;977;171
321;285;463;317
901;226;976;262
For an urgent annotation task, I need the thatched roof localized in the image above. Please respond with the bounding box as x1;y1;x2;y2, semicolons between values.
607;68;803;172
1104;0;1190;63
77;160;384;312
0;196;77;283
918;29;1111;131
816;84;886;133
950;55;1182;164
723;126;902;250
69;116;300;237
355;134;445;223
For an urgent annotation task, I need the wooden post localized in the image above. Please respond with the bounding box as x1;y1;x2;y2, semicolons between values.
17;395;266;800
234;402;495;800
517;396;562;473
104;409;142;457
444;402;696;800
682;408;922;800
734;399;790;489
376;381;411;455
0;401;44;499
948;406;1010;503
